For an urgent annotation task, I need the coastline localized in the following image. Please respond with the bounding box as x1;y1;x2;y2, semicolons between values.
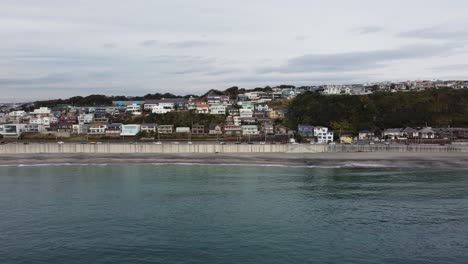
1;152;468;168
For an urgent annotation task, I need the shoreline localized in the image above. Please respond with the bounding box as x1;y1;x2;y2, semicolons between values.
1;152;468;169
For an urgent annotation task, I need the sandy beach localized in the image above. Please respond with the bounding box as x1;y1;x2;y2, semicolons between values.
1;152;468;168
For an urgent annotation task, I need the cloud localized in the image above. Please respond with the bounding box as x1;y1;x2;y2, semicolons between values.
0;73;71;86
102;43;116;49
398;26;468;40
258;43;459;74
352;26;383;35
141;39;159;47
429;64;468;71
295;35;308;41
168;40;215;49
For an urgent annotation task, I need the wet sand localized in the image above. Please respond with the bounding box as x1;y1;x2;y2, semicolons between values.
1;152;468;168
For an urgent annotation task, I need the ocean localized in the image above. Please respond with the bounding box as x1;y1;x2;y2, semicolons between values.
0;164;467;264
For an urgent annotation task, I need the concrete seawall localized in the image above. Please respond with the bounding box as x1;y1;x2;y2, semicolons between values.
0;143;328;154
1;143;468;154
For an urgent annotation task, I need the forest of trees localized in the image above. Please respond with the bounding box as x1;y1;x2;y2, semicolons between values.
112;111;226;127
288;88;468;134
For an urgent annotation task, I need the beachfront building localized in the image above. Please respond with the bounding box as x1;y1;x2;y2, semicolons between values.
358;130;375;140
298;125;314;138
88;123;107;135
241;125;259;135
401;127;419;138
223;124;242;135
208;125;223;135
418;127;436;139
141;124;158;134
262;123;274;135
383;128;402;139
157;125;174;134
175;127;191;133
191;125;206;135
120;124;141;136
314;126;334;144
106;123;122;137
0;124;24;137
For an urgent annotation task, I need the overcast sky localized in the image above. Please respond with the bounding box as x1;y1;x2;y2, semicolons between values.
1;0;468;101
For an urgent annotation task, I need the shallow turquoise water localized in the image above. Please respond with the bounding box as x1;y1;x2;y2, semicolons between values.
0;164;467;264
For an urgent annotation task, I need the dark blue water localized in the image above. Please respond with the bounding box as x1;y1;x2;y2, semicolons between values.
0;164;467;264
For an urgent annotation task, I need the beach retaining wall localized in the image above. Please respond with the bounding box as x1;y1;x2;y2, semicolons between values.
0;143;467;154
0;143;328;154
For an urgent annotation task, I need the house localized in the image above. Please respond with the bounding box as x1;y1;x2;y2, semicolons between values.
78;114;94;124
240;117;257;124
226;106;240;116
208;125;223;135
383;128;403;139
401;127;419;138
418;127;436;139
241;125;259;135
237;94;249;102
233;116;241;126
32;107;51;116
0;124;24;137
239;101;254;110
298;125;314;138
207;95;230;105
255;104;271;112
276;109;288;119
262;123;274;135
239;109;253;118
120;124;141;136
72;124;90;135
358;130;375;140
314;126;334;144
223;124;242;135
88;123;107;135
175;127;191;133
112;100;144;107
152;105;174;114
106;123;122;137
126;104;142;116
141;124;158;134
195;102;209;114
93;117;109;123
192;125;206;135
209;104;226;115
275;125;289;135
157;125;173;134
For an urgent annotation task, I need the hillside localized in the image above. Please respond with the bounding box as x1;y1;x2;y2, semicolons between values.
288;88;468;133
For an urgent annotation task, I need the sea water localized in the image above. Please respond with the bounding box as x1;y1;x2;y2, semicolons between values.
0;164;467;264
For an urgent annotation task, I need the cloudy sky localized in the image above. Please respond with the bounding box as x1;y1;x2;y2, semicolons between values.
1;0;468;101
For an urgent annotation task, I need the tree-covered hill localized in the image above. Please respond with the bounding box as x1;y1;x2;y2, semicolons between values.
288;88;468;133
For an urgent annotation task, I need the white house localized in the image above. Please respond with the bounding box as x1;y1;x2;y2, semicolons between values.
78;114;94;124
209;104;226;115
121;124;141;136
88;124;107;135
241;125;259;135
32;107;51;115
126;104;142;116
314;126;334;143
239;109;253;118
152;105;174;114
